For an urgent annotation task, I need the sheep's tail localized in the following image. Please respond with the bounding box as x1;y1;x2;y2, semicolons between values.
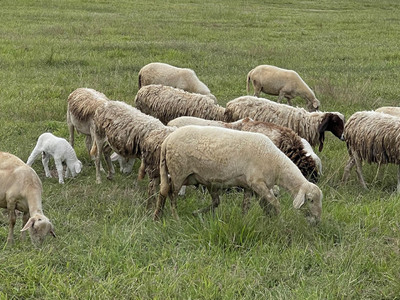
246;70;252;94
90;140;97;157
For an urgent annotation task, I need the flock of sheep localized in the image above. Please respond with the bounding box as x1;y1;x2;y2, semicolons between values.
1;62;399;246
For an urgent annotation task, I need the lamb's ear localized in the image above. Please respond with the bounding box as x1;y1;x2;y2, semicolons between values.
75;161;82;173
293;189;306;209
21;217;35;232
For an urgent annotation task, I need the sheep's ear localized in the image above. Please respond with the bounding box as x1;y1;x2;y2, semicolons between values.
313;99;320;110
293;190;306;209
21;217;35;232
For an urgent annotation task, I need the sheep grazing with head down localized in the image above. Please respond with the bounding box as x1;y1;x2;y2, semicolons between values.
168;116;322;182
0;152;55;245
342;111;400;192
134;84;225;125
138;62;217;102
153;126;323;225
246;64;320;111
27;132;82;184
67;87;110;156
224;96;345;152
90;100;175;203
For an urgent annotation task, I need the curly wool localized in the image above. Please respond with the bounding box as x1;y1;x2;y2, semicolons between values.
344;111;400;165
134;84;225;124
94;100;174;179
67;88;109;122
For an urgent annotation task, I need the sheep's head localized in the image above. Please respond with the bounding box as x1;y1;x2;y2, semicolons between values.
317;112;345;152
307;98;320;112
74;160;83;176
293;183;322;225
21;214;56;245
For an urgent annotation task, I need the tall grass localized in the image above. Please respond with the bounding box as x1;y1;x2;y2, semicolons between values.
1;0;400;298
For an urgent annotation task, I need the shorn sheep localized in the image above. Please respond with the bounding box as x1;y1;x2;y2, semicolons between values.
153;126;323;224
67;87;109;156
168;116;322;182
134;84;225;125
246;64;320;111
0;152;55;245
224;96;345;152
138;62;217;102
90;100;175;203
27;133;82;184
342;111;400;192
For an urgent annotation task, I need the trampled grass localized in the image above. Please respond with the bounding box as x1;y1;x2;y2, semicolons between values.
1;0;400;298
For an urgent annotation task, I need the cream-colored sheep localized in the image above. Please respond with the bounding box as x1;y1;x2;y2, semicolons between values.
225;96;345;152
153;126;323;224
135;84;225;125
167;116;321;182
375;106;400;118
342;111;400;192
138;62;217;102
0;152;55;245
246;65;320;111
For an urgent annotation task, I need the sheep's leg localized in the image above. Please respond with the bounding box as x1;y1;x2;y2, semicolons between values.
277;91;286;103
147;177;160;210
102;144;114;181
252;182;281;216
41;152;52;178
26;146;42;166
242;188;253;214
21;212;30;241
193;186;220;216
342;156;355;183
153;181;170;221
85;135;93;157
54;158;65;184
354;156;367;190
6;202;16;245
137;159;146;181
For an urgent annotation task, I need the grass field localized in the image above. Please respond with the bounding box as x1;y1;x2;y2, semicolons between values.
1;0;400;298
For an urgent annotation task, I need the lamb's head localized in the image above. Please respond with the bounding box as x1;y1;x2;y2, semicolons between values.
293;182;322;225
317;112;345;152
72;160;83;176
21;214;56;245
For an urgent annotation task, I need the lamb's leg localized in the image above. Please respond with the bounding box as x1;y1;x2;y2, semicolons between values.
7;202;16;245
54;158;65;184
41;152;52;178
26;146;42;166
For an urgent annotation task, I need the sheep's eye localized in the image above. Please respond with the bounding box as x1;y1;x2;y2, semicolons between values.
38;218;42;221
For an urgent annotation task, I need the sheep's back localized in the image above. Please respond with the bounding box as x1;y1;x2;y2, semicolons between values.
68;88;109;121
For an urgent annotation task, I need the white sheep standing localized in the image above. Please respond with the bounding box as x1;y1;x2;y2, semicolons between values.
27;132;82;184
342;111;400;192
138;62;217;102
246;64;320;111
224;96;345;152
135;84;225;125
153;126;323;224
0;152;55;245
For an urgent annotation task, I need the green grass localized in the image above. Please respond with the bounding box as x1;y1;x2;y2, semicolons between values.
1;0;400;298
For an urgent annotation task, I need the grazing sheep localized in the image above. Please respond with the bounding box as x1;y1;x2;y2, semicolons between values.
90;100;175;204
153;126;323;224
27;133;82;184
224;96;345;152
375;106;400;118
342;111;400;192
67;87;110;156
246;64;320;111
0;152;55;245
134;84;225;125
168;116;321;182
138;62;217;102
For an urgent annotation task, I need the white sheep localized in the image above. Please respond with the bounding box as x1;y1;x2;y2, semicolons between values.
27;132;82;184
224;96;345;152
138;62;217;102
153;126;323;224
0;152;55;245
375;106;400;117
342;111;400;192
167;116;321;182
135;84;225;125
246;64;320;111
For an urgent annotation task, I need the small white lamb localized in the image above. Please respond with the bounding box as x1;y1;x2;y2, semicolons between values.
27;133;82;184
246;64;320;111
